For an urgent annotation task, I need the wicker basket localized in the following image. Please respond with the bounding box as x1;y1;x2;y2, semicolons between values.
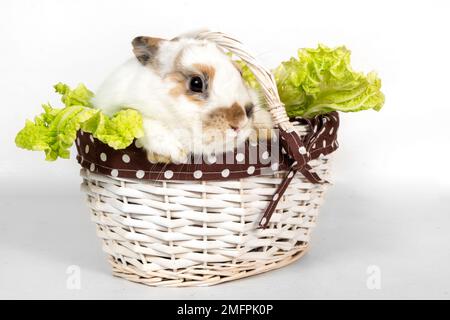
76;32;340;287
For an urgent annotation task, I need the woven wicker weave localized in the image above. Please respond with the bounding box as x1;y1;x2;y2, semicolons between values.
81;144;330;286
78;31;336;286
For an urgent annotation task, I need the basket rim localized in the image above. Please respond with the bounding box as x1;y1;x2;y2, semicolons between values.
75;114;339;182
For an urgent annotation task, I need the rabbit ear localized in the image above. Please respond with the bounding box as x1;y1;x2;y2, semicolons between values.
132;36;166;65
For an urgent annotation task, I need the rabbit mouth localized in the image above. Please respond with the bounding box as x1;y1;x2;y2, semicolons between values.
200;101;255;153
200;125;252;155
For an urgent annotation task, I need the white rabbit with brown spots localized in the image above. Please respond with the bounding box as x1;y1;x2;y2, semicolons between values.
92;33;272;163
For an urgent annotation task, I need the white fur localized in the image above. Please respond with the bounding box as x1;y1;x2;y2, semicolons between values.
92;36;271;162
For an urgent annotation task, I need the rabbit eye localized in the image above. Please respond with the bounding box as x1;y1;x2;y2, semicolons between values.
188;76;205;93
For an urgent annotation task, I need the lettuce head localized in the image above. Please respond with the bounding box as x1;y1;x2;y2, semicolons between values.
241;44;385;118
15;83;144;161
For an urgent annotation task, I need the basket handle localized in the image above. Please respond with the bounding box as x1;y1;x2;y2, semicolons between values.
195;32;320;174
195;31;327;228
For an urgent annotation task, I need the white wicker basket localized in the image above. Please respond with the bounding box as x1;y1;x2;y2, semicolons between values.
77;32;339;286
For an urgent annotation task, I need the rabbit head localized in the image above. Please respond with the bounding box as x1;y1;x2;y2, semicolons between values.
131;35;259;155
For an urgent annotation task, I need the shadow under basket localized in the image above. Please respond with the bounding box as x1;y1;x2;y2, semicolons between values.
75;31;339;287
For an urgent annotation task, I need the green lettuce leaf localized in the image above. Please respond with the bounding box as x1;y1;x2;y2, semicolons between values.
15;83;144;160
81;109;144;150
241;44;385;118
235;59;260;90
54;82;94;108
15;104;97;161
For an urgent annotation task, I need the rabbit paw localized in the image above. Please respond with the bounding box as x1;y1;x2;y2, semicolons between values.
146;152;172;164
146;147;189;164
171;148;189;164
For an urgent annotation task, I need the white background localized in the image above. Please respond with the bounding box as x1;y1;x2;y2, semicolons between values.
1;0;449;299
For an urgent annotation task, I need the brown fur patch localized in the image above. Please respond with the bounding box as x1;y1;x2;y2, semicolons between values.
166;71;186;97
193;63;216;83
166;57;215;106
225;103;246;127
204;103;246;132
186;94;207;105
166;71;206;105
132;36;165;65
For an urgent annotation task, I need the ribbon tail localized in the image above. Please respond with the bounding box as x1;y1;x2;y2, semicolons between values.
258;168;297;229
299;164;324;184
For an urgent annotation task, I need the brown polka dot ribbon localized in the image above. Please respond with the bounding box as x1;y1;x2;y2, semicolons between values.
75;112;339;229
258;112;339;228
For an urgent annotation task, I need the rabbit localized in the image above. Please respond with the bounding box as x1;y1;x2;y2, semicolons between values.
92;33;272;164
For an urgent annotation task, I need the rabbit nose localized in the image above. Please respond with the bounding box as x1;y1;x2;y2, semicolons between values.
230;116;249;132
230;125;240;132
245;103;255;118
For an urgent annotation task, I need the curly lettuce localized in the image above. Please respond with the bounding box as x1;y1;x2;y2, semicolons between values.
15;83;143;161
81;109;144;150
241;44;384;118
54;82;94;108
